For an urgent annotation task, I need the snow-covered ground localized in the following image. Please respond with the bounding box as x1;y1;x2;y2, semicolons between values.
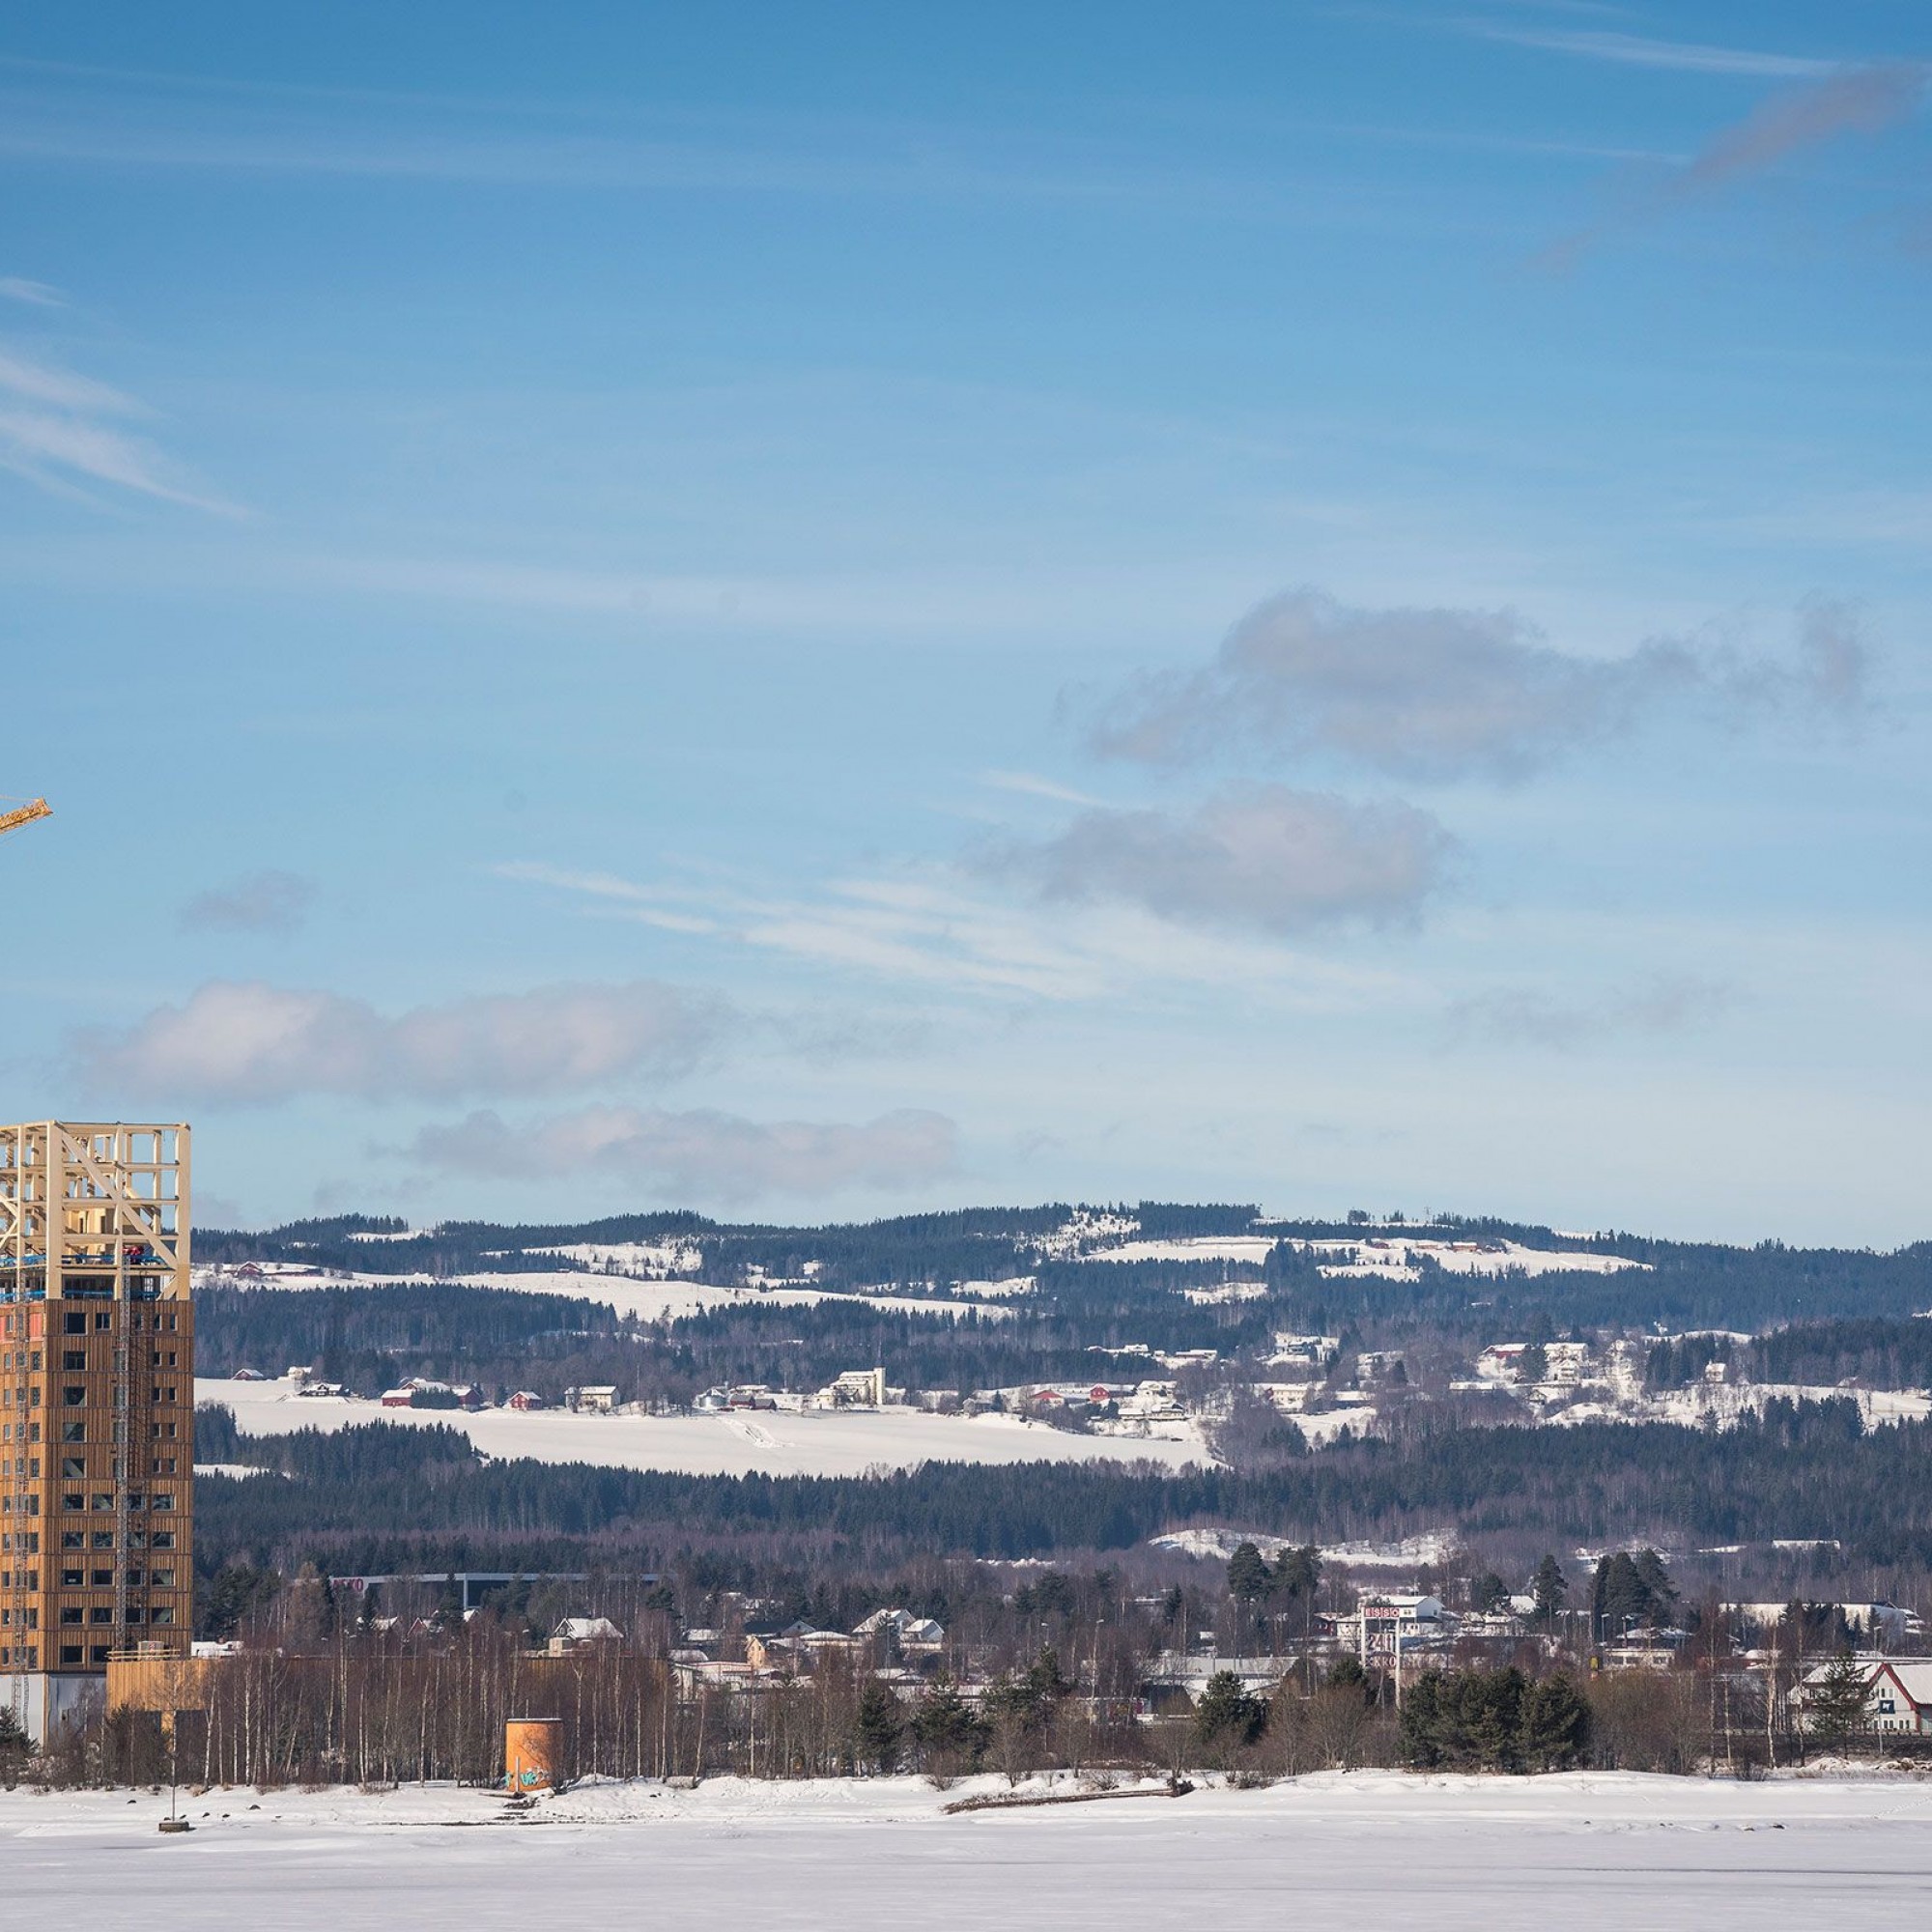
1096;1235;1283;1266
1554;1382;1932;1432
1061;1232;1646;1281
6;1772;1930;1931
193;1264;1011;1326
197;1377;1208;1478
530;1237;704;1276
1152;1527;1457;1569
1293;1236;1647;1281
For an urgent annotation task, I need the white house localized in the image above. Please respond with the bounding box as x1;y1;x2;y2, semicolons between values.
549;1616;623;1654
855;1606;946;1648
1867;1662;1932;1732
1799;1657;1932;1734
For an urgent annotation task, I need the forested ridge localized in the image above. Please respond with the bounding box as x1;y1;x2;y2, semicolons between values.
197;1202;1932;1336
193;1397;1929;1579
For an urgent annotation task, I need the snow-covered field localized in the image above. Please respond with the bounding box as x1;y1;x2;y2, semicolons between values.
194;1264;1011;1326
1066;1232;1646;1281
1554;1382;1932;1432
6;1772;1930;1930
197;1377;1208;1478
1153;1526;1458;1569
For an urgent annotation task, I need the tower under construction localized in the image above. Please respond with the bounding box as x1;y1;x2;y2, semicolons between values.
0;1122;193;1741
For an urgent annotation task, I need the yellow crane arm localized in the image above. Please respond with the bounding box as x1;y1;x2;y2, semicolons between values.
0;797;52;838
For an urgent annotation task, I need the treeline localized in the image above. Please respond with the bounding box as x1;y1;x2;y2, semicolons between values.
1645;1320;1932;1393
200;1198;1932;1337
196;1281;638;1392
196;1210;713;1280
1748;1319;1932;1391
45;1629;1765;1789
194;1398;1932;1587
195;1275;1283;1407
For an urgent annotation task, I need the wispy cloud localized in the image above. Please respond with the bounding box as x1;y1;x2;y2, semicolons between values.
411;1103;957;1202
0;343;233;509
0;276;66;308
1536;62;1927;266
977;784;1453;937
71;978;730;1104
1443;974;1735;1050
1474;25;1842;81
178;870;317;936
0;60;1200;210
1090;589;1874;783
0;347;145;414
980;770;1108;809
502;860;1412;1009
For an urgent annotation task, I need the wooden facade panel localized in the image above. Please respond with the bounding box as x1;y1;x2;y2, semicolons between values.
1;1124;194;1692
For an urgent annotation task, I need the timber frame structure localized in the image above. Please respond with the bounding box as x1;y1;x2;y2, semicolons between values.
1;1123;194;1741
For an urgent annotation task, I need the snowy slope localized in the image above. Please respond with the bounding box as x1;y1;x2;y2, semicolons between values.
1062;1232;1645;1281
194;1264;1011;1325
197;1377;1208;1478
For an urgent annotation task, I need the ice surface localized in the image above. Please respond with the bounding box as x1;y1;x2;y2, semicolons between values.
5;1771;1929;1931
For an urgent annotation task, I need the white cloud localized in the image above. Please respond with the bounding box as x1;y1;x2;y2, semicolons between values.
72;978;729;1104
179;869;317;935
1091;588;1873;782
411;1103;958;1202
979;785;1453;936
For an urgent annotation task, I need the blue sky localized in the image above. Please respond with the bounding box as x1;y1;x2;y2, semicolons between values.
4;2;1930;1241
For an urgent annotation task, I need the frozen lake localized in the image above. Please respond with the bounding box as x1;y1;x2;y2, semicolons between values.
7;1771;1931;1930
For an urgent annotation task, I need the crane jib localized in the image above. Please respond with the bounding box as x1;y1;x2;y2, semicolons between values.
0;797;52;838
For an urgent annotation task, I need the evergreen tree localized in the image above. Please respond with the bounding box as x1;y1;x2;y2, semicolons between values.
1274;1547;1322;1601
1226;1542;1273;1605
1806;1649;1873;1747
1326;1652;1370;1698
1633;1549;1678;1616
1531;1554;1567;1629
1470;1571;1510;1614
1399;1667;1527;1772
1398;1670;1445;1768
910;1675;984;1764
0;1705;29;1784
854;1679;906;1775
1520;1674;1591;1770
1194;1670;1266;1752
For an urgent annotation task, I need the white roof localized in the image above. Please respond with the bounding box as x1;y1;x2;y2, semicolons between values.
1882;1662;1932;1704
554;1616;622;1641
